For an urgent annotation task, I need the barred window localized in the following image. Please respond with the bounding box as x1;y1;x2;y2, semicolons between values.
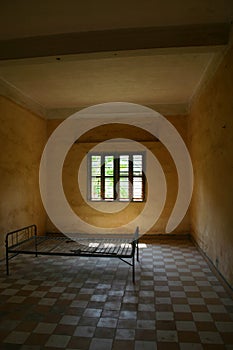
88;153;145;202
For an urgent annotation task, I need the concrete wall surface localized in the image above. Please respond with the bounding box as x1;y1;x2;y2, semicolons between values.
46;115;190;235
189;44;233;287
0;96;47;259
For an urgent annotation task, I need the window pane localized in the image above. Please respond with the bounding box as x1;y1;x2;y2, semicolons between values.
133;155;143;176
133;178;143;200
91;177;101;200
105;156;114;176
119;178;129;200
89;153;144;202
91;155;101;176
120;155;129;176
105;178;114;199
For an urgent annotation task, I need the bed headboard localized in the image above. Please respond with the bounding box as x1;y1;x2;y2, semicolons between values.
5;224;37;249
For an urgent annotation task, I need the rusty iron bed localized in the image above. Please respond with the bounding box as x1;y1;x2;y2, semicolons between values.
5;225;139;283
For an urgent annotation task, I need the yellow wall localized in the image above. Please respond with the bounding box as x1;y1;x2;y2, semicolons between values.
47;115;190;235
1;45;232;287
0;97;190;258
0;96;47;259
189;44;233;286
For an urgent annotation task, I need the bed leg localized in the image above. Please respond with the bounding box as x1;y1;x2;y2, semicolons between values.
34;227;38;257
6;257;9;276
35;242;38;257
135;226;139;263
136;241;139;262
5;245;9;276
132;254;135;284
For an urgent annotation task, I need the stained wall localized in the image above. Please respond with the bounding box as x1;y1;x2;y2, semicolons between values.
0;97;190;259
189;44;233;287
46;114;190;235
0;96;47;259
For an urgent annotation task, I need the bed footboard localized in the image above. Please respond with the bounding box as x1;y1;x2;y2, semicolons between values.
5;224;37;275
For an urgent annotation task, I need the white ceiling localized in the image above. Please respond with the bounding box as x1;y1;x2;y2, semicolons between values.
0;0;232;118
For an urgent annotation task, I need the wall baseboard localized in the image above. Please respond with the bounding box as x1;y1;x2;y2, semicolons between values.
139;233;191;241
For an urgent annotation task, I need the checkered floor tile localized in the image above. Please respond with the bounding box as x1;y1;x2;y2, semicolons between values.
0;238;233;349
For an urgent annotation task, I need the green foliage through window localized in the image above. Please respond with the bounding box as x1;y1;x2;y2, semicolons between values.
89;153;145;202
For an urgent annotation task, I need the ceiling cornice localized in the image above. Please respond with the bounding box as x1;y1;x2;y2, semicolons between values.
0;77;47;118
44;104;190;119
0;78;189;119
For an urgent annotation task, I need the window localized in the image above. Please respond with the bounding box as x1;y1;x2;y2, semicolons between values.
89;153;145;202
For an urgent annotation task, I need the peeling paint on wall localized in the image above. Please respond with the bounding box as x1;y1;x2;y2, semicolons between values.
0;97;47;259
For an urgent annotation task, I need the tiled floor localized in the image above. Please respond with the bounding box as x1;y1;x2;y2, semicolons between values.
0;238;233;349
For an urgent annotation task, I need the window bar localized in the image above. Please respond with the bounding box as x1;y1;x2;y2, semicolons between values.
142;155;145;201
142;167;145;201
89;155;92;200
114;157;119;200
129;155;133;201
101;155;105;200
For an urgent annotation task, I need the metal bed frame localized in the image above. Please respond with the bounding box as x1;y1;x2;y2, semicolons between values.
5;225;139;283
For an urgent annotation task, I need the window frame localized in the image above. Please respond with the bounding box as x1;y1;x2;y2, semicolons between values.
88;152;146;202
